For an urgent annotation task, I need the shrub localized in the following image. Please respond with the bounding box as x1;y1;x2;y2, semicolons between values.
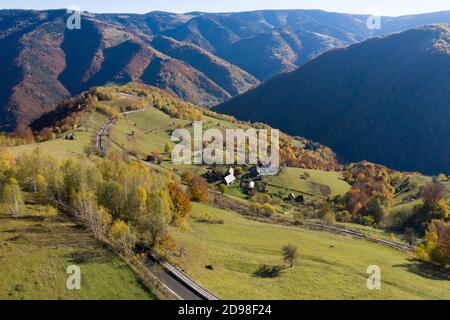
322;211;336;225
234;167;243;175
336;210;352;223
293;211;305;225
256;194;272;205
195;212;225;224
218;184;228;195
164;143;173;154
362;215;375;226
181;170;194;184
249;202;276;218
261;203;276;217
189;176;210;202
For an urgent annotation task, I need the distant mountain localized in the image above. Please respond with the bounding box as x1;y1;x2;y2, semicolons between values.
159;10;450;79
215;25;450;175
0;10;254;130
1;8;450;131
151;35;259;95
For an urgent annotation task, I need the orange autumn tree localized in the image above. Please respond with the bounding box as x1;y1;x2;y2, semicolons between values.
169;182;192;225
341;161;396;224
188;175;210;202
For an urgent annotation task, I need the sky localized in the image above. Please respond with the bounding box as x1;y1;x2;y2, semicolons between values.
0;0;449;17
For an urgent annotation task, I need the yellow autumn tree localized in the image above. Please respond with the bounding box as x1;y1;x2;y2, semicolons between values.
2;177;24;217
36;174;48;200
416;220;450;267
109;219;134;255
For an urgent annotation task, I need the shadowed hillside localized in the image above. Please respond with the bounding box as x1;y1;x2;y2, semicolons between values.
152;35;259;95
215;25;450;175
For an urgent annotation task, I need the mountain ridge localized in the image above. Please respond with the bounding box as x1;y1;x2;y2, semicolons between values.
1;9;450;131
215;24;450;175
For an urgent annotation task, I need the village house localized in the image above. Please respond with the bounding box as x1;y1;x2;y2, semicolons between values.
223;167;236;186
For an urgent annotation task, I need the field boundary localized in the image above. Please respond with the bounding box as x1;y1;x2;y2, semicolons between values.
212;192;414;252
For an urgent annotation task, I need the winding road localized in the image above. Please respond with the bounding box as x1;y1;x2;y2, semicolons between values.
96;109;149;156
96;107;412;300
96;109;219;300
137;243;219;300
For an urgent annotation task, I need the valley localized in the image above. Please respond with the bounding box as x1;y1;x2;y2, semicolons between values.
0;4;450;302
2;84;448;299
215;25;450;175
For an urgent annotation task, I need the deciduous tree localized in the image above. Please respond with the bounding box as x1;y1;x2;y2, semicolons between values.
189;176;209;202
282;244;298;268
2;178;24;217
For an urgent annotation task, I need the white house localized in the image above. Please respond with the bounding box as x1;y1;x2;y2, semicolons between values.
224;174;236;186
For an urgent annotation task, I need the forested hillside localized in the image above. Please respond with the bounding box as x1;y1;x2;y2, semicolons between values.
216;25;450;175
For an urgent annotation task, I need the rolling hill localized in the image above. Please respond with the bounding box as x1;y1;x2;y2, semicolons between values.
6;83;450;300
215;25;450;175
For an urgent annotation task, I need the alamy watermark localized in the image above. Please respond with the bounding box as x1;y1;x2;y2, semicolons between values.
366;6;382;30
171;122;280;175
67;5;82;30
367;265;381;290
66;265;81;290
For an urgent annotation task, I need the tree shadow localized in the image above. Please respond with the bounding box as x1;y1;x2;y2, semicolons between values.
23;225;50;234
253;265;284;278
1;228;18;233
65;250;111;265
393;259;450;281
16;215;46;222
7;233;28;243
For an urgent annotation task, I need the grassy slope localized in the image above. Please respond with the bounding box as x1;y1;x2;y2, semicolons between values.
11;113;107;159
7;91;449;300
169;203;450;300
110;106;189;157
0;201;155;300
265;167;351;199
115;107;351;203
109;105;251;158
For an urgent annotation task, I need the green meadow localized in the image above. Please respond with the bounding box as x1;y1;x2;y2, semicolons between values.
169;203;450;300
0;200;155;300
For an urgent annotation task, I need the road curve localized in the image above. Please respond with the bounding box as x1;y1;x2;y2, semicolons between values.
96;108;219;300
136;243;219;300
96;118;115;156
96;108;151;156
96;107;412;300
